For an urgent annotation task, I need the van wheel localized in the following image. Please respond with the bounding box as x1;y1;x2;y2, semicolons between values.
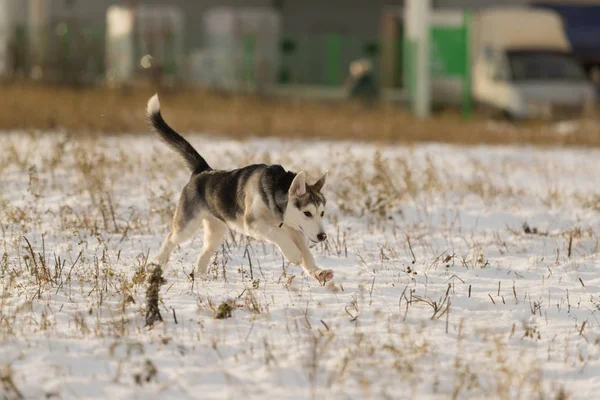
475;102;511;121
500;110;515;121
486;109;512;121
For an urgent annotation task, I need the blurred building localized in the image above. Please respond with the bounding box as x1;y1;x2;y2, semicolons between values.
2;0;600;90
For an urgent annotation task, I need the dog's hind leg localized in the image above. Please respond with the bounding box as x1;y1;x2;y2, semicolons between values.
154;231;177;265
153;200;205;265
196;216;228;276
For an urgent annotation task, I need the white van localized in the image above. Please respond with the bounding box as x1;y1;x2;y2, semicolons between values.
471;7;596;120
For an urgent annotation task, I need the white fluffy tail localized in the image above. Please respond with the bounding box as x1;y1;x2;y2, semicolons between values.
147;94;160;116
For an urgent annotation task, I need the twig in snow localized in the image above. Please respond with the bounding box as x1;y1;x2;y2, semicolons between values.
406;234;416;264
145;263;165;327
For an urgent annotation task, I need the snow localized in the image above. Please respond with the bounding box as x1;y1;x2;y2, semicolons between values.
1;131;600;399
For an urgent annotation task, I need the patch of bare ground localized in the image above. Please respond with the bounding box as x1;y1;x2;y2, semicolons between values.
1;82;599;147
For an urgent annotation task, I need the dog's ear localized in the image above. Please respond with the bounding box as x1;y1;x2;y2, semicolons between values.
289;171;307;197
312;170;328;193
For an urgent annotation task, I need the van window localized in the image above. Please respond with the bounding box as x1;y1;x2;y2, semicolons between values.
507;50;588;81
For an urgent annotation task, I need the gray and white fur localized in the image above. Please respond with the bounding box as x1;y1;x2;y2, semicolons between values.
147;95;333;283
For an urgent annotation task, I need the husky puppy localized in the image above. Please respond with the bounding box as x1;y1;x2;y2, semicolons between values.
147;95;333;283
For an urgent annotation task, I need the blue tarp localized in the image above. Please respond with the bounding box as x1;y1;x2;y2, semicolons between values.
532;3;600;97
532;3;600;63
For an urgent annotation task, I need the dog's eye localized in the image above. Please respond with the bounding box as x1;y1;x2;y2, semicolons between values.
304;211;313;217
320;211;324;217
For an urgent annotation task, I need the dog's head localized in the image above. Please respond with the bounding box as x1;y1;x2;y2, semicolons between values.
284;171;328;243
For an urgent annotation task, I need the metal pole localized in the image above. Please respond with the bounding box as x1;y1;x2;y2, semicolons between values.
28;0;50;78
406;0;431;119
462;9;472;120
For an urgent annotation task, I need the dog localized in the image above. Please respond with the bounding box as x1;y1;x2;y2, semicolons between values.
146;94;334;283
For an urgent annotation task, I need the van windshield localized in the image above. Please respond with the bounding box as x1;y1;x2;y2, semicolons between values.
507;50;588;81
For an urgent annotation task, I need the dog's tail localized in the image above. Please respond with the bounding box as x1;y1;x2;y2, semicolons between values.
146;94;211;174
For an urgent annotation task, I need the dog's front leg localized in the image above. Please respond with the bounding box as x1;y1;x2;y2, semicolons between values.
284;226;334;283
246;221;302;265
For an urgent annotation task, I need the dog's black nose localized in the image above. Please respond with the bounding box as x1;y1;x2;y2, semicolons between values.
317;233;327;242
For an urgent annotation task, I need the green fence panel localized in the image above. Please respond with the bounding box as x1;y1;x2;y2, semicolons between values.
424;11;472;119
430;26;467;77
325;34;342;86
244;34;256;84
279;34;380;86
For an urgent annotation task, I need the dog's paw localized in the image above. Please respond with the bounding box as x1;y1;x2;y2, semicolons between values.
152;254;169;265
313;269;334;284
194;266;213;282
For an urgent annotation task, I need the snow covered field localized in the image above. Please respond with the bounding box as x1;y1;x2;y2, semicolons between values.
1;131;600;399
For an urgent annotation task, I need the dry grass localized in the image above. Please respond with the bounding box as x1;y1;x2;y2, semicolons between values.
1;82;600;146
